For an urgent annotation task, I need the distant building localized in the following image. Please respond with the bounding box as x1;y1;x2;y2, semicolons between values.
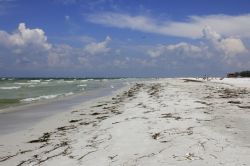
227;73;238;78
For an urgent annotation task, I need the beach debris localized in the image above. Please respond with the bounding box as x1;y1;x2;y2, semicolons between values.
108;154;118;160
196;118;213;122
209;154;218;159
71;110;79;113
183;152;203;161
69;119;82;123
238;105;250;109
186;127;194;135
147;83;162;98
92;103;107;108
161;113;181;120
79;121;95;125
0;154;18;162
44;141;69;154
0;149;29;163
91;112;101;116
112;121;120;124
203;111;211;114
225;124;232;129
198;141;206;151
185;153;195;160
103;106;122;115
195;101;212;106
36;146;71;165
78;150;97;160
183;79;203;83
96;115;110;120
228;101;241;104
152;132;160;140
122;83;144;99
217;88;248;98
57;125;76;131
28;132;51;143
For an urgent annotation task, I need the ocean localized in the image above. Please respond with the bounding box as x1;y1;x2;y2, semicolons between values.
0;78;132;109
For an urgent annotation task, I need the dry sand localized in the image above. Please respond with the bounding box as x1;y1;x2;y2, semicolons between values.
1;78;250;166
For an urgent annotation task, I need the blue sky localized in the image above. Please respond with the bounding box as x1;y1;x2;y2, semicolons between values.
0;0;250;77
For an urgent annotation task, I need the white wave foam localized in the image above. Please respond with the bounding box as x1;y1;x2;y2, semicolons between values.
77;84;87;87
64;92;74;96
45;79;53;82
29;80;41;83
15;82;34;85
21;94;60;102
0;86;21;90
64;81;74;83
21;92;74;102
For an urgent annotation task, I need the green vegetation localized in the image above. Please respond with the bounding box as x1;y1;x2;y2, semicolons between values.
230;71;250;77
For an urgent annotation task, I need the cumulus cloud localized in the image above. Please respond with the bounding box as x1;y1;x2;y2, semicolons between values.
0;23;115;69
202;26;247;56
47;44;73;67
148;27;248;60
83;36;111;55
1;22;249;75
147;42;203;58
0;23;51;53
87;12;250;39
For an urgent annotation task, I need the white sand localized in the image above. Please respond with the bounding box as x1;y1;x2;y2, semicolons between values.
211;78;250;88
1;78;250;166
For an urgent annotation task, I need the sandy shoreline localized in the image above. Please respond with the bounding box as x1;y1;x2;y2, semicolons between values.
0;82;126;135
1;78;250;165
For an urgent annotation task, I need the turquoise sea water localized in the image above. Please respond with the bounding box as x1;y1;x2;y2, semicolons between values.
0;78;130;109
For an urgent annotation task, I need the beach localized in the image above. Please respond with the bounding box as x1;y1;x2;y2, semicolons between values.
1;78;250;166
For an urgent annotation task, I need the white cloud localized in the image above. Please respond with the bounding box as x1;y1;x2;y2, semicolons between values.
0;23;51;53
148;27;248;60
47;44;73;67
0;23;116;69
147;46;164;58
148;42;203;58
202;26;247;56
83;36;111;55
1;22;249;74
220;38;247;56
87;12;250;39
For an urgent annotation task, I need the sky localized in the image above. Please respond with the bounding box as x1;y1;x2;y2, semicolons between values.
0;0;250;77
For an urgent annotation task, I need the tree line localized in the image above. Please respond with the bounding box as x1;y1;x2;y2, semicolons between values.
231;71;250;77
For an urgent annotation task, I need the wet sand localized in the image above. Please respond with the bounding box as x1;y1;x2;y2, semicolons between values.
0;84;123;135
